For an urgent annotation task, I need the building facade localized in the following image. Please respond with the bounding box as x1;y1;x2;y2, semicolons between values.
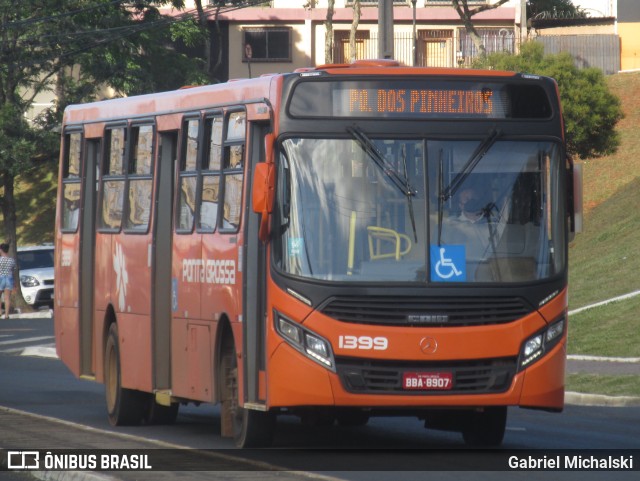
168;1;521;80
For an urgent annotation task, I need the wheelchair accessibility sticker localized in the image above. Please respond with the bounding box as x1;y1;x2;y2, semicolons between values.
430;245;466;282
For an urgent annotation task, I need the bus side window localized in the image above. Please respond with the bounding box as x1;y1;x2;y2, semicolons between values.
198;115;223;232
177;118;200;232
100;127;126;230
221;111;245;232
61;132;82;232
125;125;154;231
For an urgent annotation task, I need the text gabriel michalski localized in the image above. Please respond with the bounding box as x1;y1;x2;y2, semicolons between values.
509;454;634;470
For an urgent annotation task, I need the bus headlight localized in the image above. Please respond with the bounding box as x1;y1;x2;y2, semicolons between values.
275;313;335;371
519;318;565;370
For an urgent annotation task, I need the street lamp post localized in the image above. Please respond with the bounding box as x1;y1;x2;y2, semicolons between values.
411;0;417;66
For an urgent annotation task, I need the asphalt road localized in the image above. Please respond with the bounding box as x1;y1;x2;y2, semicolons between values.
1;316;638;481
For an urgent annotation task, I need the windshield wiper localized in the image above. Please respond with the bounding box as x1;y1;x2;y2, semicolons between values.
401;143;418;242
347;126;418;242
347;126;417;197
441;128;501;202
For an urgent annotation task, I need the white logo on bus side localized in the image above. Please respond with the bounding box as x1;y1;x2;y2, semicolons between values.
113;242;129;312
338;335;388;351
182;258;236;285
61;249;73;267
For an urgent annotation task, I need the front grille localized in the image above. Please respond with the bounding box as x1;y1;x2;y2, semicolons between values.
319;295;532;326
336;357;517;395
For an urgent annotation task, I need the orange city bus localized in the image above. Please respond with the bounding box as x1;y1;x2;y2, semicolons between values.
54;59;582;448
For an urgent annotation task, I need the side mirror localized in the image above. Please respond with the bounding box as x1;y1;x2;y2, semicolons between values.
252;134;276;241
252;162;275;215
571;161;583;236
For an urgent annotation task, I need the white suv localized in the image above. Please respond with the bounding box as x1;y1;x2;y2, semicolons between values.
18;245;54;308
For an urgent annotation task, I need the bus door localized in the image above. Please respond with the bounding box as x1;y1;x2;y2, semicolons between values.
152;131;177;391
98;123;156;393
57;130;90;377
79;138;99;376
242;114;272;408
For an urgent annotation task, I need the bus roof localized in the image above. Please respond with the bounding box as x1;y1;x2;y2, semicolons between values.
63;60;529;126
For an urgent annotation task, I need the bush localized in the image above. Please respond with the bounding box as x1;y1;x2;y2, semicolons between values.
475;42;623;159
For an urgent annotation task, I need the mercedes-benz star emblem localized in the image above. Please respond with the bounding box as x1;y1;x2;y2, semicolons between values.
419;336;438;355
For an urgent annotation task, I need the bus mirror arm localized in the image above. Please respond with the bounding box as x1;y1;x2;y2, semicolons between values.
252;162;275;241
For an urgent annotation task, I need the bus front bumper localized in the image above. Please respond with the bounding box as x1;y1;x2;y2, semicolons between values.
266;338;566;412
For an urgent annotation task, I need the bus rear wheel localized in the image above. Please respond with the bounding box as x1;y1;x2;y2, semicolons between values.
104;323;146;426
461;407;507;447
220;342;275;447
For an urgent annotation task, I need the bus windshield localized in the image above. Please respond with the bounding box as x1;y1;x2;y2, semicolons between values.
274;136;565;284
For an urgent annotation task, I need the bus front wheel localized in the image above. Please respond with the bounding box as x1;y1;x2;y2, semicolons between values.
220;342;275;447
104;323;146;426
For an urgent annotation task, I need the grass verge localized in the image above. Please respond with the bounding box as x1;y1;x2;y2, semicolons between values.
568;294;640;357
566;373;640;398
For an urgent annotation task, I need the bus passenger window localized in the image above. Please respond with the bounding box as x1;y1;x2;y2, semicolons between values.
178;176;196;231
227;145;244;169
130;125;153;175
199;175;220;231
107;128;125;175
125;125;154;231
61;132;82;232
226;112;246;140
205;116;223;170
219;111;245;232
223;174;242;230
177;119;200;233
102;181;124;229
100;128;126;230
127;179;152;230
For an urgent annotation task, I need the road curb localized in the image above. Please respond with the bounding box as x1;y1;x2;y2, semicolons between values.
6;310;53;319
565;391;640;408
567;354;640;363
31;471;118;481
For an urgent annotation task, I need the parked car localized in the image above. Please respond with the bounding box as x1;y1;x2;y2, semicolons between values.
17;245;54;308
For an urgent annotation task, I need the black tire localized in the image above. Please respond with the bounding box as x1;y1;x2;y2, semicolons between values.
104;323;146;426
144;397;179;425
220;342;275;448
461;407;507;447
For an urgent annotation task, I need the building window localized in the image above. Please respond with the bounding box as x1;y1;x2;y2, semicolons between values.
334;30;371;64
243;28;292;62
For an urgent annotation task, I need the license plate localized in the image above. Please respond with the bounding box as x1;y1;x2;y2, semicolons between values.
403;372;453;391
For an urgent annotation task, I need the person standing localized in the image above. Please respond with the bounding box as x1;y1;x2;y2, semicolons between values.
0;243;17;319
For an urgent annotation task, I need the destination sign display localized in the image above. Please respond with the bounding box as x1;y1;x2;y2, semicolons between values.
343;86;496;117
288;79;552;120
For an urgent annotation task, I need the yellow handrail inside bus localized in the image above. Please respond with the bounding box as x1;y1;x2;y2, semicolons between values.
347;211;357;275
367;226;412;261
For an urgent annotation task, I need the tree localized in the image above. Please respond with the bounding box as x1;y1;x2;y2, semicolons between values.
451;0;511;57
527;0;586;19
475;42;623;159
0;0;205;310
349;0;362;63
325;0;336;64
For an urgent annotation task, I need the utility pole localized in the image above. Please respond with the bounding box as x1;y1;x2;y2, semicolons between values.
411;0;417;66
520;0;527;46
378;0;394;59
